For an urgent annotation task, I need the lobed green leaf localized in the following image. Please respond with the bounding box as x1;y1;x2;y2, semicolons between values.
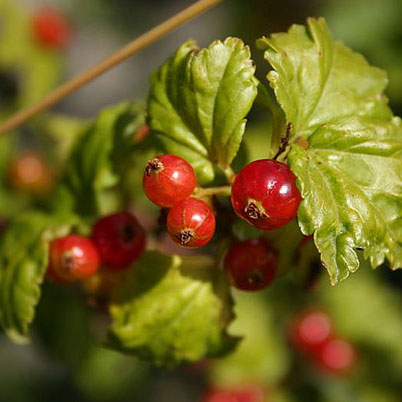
148;38;257;184
108;252;237;367
259;18;402;284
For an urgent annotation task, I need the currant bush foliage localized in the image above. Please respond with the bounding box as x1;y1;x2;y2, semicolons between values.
56;102;146;218
258;17;402;284
108;252;237;367
148;38;257;184
0;16;402;371
0;212;79;343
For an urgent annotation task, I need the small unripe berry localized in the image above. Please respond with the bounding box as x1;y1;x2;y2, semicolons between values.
48;235;100;282
290;309;332;353
143;154;197;208
167;197;215;248
224;238;277;291
231;159;301;230
92;212;146;270
313;337;358;375
32;8;71;49
9;152;53;195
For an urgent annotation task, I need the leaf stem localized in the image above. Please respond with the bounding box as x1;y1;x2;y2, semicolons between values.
193;186;231;198
0;0;225;135
222;166;236;184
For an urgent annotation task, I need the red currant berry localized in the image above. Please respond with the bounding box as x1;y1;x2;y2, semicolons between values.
290;309;332;353
91;212;146;270
167;197;215;248
32;8;71;49
314;337;358;375
224;238;277;291
143;154;197;208
9;152;53;195
231;159;301;230
48;235;100;282
202;386;264;402
46;263;69;284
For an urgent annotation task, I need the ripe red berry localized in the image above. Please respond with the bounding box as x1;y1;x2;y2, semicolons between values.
92;212;146;270
224;238;277;291
143;154;197;208
32;8;71;49
202;386;264;402
313;337;358;375
47;235;100;282
231;159;301;230
167;197;215;248
46;263;69;284
9;152;53;195
290;309;332;353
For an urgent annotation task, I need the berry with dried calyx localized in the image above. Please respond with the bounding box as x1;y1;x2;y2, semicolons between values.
231;159;301;230
92;212;146;270
48;235;100;282
224;238;277;291
167;197;215;248
143;154;197;208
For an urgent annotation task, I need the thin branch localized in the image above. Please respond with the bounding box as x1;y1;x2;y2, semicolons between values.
193;186;231;198
0;0;224;135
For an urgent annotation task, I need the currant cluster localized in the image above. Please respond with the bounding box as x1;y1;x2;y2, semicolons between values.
46;212;145;285
143;154;216;248
143;154;301;248
202;385;264;402
142;153;300;294
290;309;358;375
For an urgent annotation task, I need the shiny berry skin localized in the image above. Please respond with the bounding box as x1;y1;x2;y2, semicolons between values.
313;337;358;375
48;235;100;282
143;154;197;208
32;8;71;49
224;238;277;291
167;197;215;248
290;309;332;353
202;386;264;402
91;212;146;270
9;152;53;195
231;159;301;230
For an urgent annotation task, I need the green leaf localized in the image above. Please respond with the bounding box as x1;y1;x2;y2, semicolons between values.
258;18;402;284
148;38;257;184
0;211;79;343
56;102;146;217
108;252;237;367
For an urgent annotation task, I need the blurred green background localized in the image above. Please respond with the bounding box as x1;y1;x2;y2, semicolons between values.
1;0;402;401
